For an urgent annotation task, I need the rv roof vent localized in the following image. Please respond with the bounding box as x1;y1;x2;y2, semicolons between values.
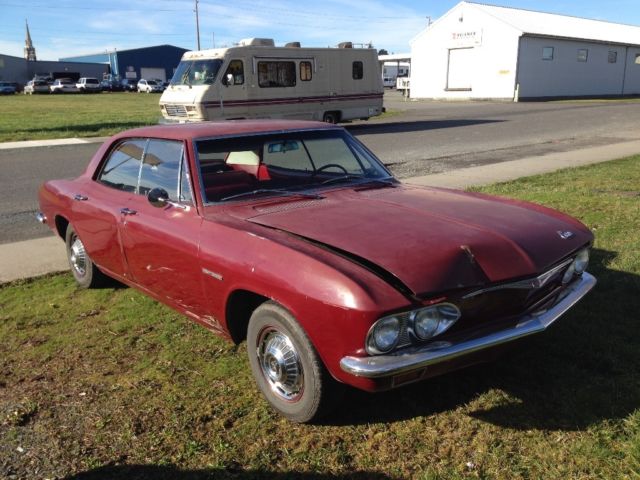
338;42;353;49
238;38;275;47
285;42;301;48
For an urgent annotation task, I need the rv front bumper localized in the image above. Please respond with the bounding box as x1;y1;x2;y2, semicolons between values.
340;272;596;379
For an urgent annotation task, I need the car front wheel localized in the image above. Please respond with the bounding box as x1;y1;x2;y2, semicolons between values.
65;224;108;288
247;301;342;423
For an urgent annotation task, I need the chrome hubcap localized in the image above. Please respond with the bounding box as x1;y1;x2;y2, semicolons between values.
257;328;304;402
69;235;87;277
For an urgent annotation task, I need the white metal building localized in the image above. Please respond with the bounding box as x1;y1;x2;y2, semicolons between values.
410;2;640;100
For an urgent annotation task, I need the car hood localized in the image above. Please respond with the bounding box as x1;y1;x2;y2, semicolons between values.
229;186;592;296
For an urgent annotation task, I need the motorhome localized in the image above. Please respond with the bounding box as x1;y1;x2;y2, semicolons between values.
159;38;384;123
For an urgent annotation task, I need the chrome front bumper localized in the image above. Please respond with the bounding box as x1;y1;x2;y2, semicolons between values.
340;272;596;379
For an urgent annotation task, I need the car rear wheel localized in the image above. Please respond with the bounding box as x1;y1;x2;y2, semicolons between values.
247;301;342;423
65;224;108;289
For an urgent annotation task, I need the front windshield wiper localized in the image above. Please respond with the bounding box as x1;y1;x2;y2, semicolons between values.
319;175;397;187
220;189;323;202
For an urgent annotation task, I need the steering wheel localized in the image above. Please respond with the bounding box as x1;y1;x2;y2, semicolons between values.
313;164;349;176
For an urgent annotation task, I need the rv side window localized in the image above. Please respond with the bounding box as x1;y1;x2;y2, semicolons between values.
300;61;312;81
258;61;296;88
224;60;244;85
352;61;364;80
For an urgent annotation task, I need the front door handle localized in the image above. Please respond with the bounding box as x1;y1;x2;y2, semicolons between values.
120;208;137;216
73;194;88;201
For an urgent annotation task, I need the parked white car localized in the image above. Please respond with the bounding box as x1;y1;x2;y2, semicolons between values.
137;79;164;93
24;80;50;94
76;77;101;93
50;79;78;94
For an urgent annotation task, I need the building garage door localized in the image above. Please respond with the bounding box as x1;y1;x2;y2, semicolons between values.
447;48;474;90
140;67;166;81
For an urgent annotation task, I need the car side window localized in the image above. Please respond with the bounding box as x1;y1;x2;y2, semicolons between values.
98;139;146;193
139;139;184;200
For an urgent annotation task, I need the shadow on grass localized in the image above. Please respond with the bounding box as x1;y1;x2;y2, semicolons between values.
324;248;640;431
65;465;396;480
346;118;504;135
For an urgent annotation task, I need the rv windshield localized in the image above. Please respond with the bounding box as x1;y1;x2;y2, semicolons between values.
171;59;223;86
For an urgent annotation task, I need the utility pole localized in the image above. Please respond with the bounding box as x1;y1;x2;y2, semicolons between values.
195;0;201;50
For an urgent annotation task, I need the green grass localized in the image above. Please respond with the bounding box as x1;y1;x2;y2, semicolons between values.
1;157;639;479
0;93;162;142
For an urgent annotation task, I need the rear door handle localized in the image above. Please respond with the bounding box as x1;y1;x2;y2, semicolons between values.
120;208;137;216
73;194;88;201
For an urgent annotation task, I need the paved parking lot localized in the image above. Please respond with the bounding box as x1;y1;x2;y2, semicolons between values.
2;96;640;245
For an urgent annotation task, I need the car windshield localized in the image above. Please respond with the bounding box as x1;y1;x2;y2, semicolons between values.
147;80;158;85
196;129;395;203
171;59;223;86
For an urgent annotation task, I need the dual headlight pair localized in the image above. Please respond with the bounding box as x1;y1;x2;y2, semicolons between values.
366;303;461;355
561;248;590;284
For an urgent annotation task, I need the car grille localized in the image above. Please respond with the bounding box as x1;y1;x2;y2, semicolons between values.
446;260;574;336
165;104;188;117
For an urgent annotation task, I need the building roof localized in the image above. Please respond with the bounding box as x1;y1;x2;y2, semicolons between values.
468;2;640;45
413;2;640;47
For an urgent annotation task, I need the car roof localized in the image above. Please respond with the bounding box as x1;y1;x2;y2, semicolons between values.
112;120;340;143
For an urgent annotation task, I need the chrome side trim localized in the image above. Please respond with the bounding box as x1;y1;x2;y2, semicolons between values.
340;272;596;379
462;257;574;299
36;212;47;224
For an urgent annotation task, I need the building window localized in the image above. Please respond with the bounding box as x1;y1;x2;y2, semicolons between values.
300;61;312;81
577;49;588;62
608;51;618;63
258;61;296;88
635;54;640;65
352;61;364;80
542;47;554;60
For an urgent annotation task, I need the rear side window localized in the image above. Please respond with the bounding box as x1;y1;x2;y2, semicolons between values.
352;61;364;80
300;61;312;81
258;61;296;87
98;140;146;193
138;139;185;200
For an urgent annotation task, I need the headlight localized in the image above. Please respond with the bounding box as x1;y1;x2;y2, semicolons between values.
573;249;589;274
366;316;401;354
413;303;461;340
562;263;576;284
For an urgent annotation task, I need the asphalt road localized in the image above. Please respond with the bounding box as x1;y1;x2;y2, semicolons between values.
2;97;640;245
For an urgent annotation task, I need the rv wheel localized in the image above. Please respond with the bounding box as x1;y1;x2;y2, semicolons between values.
322;112;339;124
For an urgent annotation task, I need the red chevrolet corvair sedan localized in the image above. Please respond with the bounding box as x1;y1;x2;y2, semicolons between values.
37;120;596;422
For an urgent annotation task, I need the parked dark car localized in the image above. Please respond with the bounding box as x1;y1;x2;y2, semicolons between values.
37;120;596;423
120;79;138;92
0;82;17;94
100;79;123;92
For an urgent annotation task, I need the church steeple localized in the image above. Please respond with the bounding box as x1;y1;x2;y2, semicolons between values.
24;20;37;61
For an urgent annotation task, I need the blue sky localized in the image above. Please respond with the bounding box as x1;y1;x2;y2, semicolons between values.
1;0;639;60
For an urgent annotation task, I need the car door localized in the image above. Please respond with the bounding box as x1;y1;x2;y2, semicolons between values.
71;139;145;279
118;139;207;315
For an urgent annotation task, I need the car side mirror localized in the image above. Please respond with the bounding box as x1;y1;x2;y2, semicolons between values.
148;187;190;211
148;187;170;208
224;73;234;86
